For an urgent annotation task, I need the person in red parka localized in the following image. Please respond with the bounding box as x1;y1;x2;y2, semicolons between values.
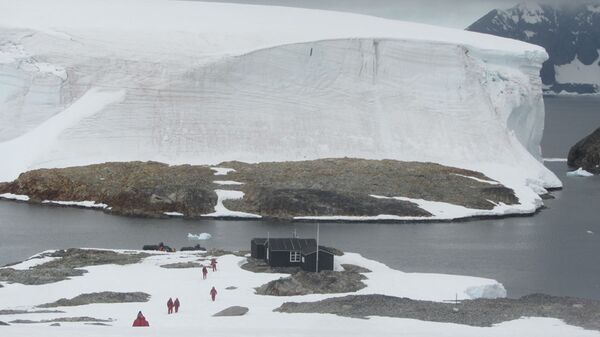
210;258;218;272
174;298;180;313
132;311;150;327
167;297;174;314
202;266;208;280
210;286;217;301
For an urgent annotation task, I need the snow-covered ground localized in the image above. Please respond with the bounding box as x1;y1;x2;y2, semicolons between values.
0;249;596;336
555;52;600;88
41;200;108;209
0;0;559;216
295;194;540;221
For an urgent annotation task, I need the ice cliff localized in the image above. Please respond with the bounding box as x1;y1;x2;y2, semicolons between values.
0;0;561;200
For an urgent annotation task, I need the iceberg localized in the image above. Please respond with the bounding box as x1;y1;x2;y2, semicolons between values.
0;0;561;207
187;233;212;240
566;168;594;177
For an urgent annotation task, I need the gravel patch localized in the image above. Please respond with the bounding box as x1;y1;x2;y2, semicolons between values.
275;294;600;331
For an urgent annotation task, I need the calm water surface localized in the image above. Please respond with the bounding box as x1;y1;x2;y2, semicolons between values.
0;97;599;299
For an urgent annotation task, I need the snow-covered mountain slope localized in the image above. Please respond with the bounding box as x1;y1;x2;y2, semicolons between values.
468;2;600;95
0;0;560;200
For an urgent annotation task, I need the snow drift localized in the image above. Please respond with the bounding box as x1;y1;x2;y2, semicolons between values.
0;0;560;199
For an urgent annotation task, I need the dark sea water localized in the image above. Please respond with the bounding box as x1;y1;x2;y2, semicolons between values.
1;97;599;299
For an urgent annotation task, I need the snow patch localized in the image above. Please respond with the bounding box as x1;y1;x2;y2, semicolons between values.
523;30;536;39
0;193;30;201
555;52;600;87
452;173;499;185
42;200;108;209
213;180;244;185
211;167;235;176
9;253;60;270
566;168;594;177
203;189;261;218
163;211;184;217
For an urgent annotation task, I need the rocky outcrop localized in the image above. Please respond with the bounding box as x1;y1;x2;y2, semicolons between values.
160;262;202;269
275;293;600;331
0;310;64;315
0;158;519;220
568;127;600;174
0;161;217;217
213;306;249;317
10;317;112;324
38;292;150;308
223;159;517;218
0;249;148;285
341;264;371;273
255;270;367;296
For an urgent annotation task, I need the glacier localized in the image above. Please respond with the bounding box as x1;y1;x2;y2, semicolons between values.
0;0;560;212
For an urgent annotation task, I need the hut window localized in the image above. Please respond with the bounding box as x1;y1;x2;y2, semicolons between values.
290;251;301;262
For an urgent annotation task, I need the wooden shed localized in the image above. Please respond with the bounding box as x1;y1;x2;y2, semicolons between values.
301;246;334;272
251;238;268;259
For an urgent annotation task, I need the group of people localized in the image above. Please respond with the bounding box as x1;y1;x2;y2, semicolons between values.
167;297;181;314
202;258;218;279
132;257;220;327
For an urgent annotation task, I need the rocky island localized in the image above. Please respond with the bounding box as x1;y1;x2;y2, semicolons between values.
0;158;525;221
568;127;600;175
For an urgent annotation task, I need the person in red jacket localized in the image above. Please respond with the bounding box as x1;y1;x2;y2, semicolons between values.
132;311;149;327
174;298;180;313
202;266;208;280
210;286;217;302
167;297;174;314
210;258;218;272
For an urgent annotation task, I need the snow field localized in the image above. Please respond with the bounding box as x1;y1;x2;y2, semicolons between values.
0;249;596;337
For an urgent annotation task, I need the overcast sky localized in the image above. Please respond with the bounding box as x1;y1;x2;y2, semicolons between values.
192;0;598;29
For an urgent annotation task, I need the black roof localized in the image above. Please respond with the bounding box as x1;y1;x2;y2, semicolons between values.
251;238;268;244
302;245;334;256
266;238;316;251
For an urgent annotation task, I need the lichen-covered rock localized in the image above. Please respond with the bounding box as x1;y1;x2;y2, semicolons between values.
568;127;600;174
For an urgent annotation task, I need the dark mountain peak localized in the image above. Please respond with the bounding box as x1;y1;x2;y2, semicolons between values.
467;1;600;94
